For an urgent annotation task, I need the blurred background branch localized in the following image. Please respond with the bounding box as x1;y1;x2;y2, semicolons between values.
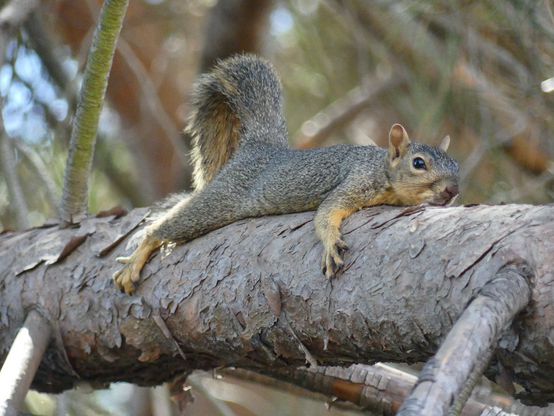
1;0;552;230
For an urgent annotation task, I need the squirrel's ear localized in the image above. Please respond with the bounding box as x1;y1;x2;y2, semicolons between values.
439;135;450;152
388;124;410;161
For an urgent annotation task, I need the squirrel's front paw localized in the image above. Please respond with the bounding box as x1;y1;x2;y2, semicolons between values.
112;236;161;295
113;256;141;295
321;238;348;279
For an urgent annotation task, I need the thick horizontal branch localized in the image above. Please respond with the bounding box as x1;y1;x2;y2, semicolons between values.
0;204;553;406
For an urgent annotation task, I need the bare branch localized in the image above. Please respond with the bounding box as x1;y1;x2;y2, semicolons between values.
253;362;553;416
0;310;52;416
115;37;189;164
399;262;533;415
23;13;78;108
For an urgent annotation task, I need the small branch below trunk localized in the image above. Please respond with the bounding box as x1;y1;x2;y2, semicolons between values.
0;310;52;416
398;261;533;415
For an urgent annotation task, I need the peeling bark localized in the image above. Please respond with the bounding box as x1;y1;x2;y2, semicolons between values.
0;204;553;406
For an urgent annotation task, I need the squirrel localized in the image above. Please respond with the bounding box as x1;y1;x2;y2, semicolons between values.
113;54;460;294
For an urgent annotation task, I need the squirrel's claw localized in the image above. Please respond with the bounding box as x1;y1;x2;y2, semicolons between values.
113;262;140;295
336;240;348;256
113;258;139;294
321;238;347;279
116;256;131;264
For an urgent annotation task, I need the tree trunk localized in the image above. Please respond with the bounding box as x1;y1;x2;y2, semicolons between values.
197;0;274;72
0;204;553;406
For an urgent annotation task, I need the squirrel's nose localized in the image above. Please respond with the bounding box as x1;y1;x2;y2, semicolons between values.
441;185;459;200
445;185;459;196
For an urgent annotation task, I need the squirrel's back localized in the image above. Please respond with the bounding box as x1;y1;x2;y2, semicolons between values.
187;54;288;190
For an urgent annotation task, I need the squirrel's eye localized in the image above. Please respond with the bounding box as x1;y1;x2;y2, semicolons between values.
412;157;426;170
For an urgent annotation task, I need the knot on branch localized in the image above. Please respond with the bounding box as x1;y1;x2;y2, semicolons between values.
416;357;440;384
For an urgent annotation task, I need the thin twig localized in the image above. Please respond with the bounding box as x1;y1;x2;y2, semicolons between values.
116;37;189;162
23;12;78;108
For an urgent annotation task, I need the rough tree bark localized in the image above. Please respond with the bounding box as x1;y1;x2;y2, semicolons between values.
0;204;553;407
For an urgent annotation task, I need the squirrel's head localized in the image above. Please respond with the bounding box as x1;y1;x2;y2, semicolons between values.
386;124;459;206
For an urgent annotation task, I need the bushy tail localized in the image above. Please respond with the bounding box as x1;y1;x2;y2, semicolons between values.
186;54;288;190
